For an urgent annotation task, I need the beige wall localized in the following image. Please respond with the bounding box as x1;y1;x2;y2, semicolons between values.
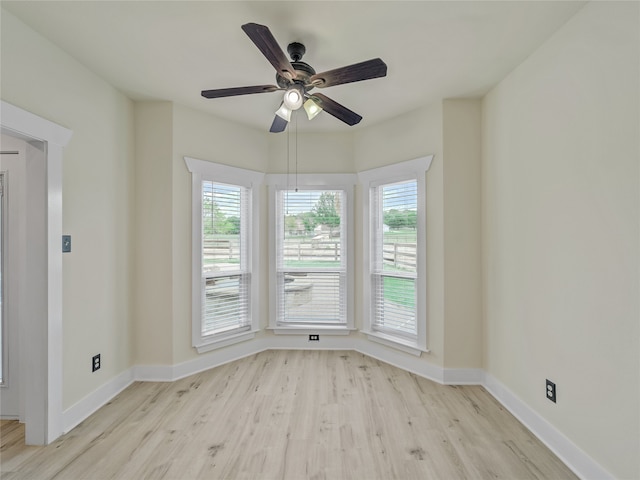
133;102;174;365
353;106;442;172
482;2;639;478
1;10;135;408
268;131;354;174
443;99;483;368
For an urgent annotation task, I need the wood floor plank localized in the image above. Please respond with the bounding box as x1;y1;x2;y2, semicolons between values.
0;350;577;479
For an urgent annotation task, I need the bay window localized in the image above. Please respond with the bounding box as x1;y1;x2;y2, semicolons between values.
185;157;264;352
359;156;433;354
267;174;355;333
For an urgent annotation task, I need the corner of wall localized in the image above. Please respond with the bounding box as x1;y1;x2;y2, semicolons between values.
132;101;175;366
442;99;483;369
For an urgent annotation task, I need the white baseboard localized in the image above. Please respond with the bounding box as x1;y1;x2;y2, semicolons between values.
61;368;134;434
355;338;444;383
59;340;611;480
172;337;270;381
134;336;444;385
483;373;612;480
0;414;20;420
134;338;271;382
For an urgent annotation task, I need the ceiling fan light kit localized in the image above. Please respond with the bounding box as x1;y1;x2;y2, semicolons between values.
283;84;305;110
303;97;322;120
275;103;292;122
201;22;387;132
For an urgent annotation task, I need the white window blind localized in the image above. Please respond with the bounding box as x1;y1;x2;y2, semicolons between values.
371;180;418;338
275;189;347;325
201;181;251;336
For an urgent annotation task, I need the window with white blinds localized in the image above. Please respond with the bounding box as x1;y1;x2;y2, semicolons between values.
185;157;263;353
371;180;418;338
275;188;347;325
359;156;432;353
201;181;250;336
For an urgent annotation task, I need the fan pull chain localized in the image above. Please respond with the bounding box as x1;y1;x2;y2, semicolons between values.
286;118;290;214
295;111;298;192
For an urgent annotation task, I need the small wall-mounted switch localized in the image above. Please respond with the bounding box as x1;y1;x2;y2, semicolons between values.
309;334;320;342
92;354;101;372
546;379;556;403
62;235;71;253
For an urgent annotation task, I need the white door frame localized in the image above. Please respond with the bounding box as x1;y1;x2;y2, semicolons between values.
0;100;72;444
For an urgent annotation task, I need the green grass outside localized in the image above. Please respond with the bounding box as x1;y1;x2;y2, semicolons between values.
383;229;417;243
383;276;415;308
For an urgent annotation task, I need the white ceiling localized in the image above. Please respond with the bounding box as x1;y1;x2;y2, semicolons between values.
2;1;586;133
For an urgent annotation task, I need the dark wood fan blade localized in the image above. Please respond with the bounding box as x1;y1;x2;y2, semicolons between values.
241;23;296;80
270;115;288;133
310;58;387;88
311;93;362;126
201;85;279;98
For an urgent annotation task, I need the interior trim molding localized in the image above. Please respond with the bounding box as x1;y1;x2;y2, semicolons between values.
134;338;270;383
483;373;612;480
362;331;426;357
62;341;611;480
62;368;134;434
194;330;258;354
355;338;443;383
1;100;73;445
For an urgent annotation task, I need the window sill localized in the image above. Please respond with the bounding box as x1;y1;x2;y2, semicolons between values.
268;326;356;336
194;329;257;354
363;330;429;356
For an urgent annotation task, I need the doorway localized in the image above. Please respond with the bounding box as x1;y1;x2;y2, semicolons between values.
0;134;26;420
1;101;72;445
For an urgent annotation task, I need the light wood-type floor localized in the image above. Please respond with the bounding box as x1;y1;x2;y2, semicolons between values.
1;350;576;480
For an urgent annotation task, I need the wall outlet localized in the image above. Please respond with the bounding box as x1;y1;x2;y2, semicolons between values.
309;334;319;342
546;379;556;403
92;354;101;372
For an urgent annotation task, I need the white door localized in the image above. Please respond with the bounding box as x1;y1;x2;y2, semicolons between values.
0;134;25;419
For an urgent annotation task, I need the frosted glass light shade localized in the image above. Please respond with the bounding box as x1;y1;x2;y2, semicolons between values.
275;104;292;121
283;84;304;110
304;98;322;120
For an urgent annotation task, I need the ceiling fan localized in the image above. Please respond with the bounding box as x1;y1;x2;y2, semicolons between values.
201;23;387;132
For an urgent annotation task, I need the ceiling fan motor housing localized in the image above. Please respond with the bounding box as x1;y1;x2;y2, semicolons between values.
276;43;316;90
287;42;305;61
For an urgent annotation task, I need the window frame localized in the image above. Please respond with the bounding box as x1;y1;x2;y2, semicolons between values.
266;173;356;334
359;156;433;355
185;157;264;353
